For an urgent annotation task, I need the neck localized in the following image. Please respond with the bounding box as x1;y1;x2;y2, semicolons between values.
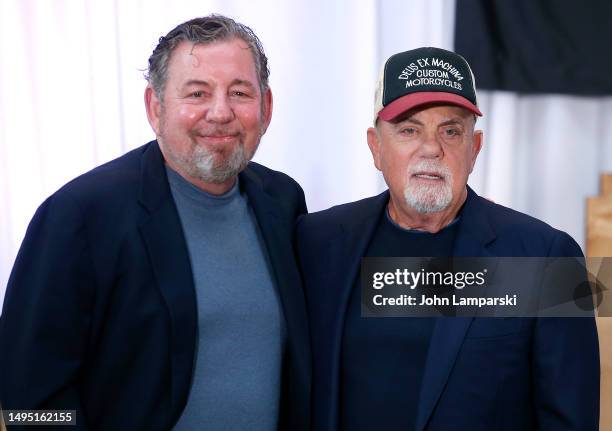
388;188;467;233
165;159;237;196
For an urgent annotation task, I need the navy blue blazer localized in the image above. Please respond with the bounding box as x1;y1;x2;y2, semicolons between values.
296;187;599;431
0;141;311;431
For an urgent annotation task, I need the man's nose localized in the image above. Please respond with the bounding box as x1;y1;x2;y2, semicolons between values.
206;94;234;123
418;130;444;158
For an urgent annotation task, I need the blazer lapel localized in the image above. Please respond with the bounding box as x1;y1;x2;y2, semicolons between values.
452;187;497;258
137;142;197;421
416;186;496;431
239;166;311;376
326;191;390;430
415;317;473;431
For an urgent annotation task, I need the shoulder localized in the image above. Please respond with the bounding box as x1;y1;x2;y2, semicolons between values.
299;192;386;227
244;161;306;213
296;192;386;247
56;143;149;203
472;193;582;257
245;161;303;194
30;143;154;231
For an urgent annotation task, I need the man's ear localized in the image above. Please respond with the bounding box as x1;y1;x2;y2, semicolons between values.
468;129;483;173
367;126;382;171
260;88;273;135
145;86;162;135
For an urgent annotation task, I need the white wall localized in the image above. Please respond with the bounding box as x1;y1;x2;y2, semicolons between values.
2;0;612;310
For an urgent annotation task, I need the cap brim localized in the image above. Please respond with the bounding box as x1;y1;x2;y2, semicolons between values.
378;91;482;121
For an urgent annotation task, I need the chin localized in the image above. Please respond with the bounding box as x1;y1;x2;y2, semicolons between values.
404;184;453;214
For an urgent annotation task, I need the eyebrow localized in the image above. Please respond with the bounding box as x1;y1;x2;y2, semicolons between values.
230;79;257;90
400;117;424;126
182;79;257;90
183;79;210;88
438;119;466;127
395;117;466;127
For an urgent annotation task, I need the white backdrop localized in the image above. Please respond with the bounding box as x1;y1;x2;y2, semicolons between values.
2;0;612;310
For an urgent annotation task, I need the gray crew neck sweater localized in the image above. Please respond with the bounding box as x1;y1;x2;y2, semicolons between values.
167;166;286;431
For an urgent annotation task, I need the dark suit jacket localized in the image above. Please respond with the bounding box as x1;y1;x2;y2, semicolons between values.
0;141;311;431
296;187;599;431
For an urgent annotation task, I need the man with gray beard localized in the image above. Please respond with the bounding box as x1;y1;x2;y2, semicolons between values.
0;15;310;431
297;47;599;431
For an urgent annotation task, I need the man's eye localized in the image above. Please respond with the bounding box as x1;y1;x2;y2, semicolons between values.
232;91;248;97
191;91;204;98
443;128;462;137
400;127;416;135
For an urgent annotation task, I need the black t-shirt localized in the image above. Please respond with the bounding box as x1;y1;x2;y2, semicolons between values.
340;208;460;431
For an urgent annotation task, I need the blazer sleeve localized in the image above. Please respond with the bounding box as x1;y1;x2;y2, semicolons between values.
532;231;600;430
0;191;94;430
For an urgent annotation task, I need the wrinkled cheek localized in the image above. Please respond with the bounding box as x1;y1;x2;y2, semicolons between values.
381;163;406;194
237;107;259;123
387;160;409;189
237;107;265;134
177;106;200;123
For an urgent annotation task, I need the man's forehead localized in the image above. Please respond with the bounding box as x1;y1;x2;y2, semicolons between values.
391;104;475;124
166;38;259;86
169;38;254;70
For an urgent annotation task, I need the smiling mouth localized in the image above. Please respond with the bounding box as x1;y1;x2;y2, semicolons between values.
413;173;444;180
195;134;239;144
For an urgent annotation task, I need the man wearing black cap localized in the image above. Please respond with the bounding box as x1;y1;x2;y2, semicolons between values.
297;47;599;430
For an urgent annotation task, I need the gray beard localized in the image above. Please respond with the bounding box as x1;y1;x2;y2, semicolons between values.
404;182;453;213
162;139;250;184
189;143;249;184
403;161;453;213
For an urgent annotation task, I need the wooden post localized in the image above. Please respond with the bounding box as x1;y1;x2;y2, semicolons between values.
586;174;612;431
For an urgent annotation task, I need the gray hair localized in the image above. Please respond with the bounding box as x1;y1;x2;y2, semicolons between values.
145;14;270;100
